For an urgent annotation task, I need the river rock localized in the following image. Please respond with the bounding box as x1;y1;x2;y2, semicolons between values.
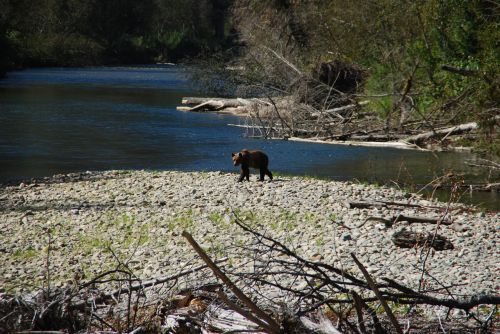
0;170;498;300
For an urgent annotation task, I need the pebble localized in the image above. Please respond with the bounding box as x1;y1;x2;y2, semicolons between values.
341;233;352;241
0;170;498;299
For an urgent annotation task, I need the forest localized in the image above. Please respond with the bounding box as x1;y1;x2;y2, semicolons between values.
0;0;232;70
0;0;498;153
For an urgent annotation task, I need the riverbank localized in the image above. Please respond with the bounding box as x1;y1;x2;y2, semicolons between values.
177;97;500;155
1;170;498;299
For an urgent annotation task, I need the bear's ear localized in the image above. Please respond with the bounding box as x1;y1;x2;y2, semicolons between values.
238;152;243;157
231;152;235;157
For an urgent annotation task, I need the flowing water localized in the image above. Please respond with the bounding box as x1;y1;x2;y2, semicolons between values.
0;66;497;209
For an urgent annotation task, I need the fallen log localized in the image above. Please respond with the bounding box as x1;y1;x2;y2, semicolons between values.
188;100;225;111
178;97;273;114
365;214;452;227
348;200;452;210
181;97;254;106
392;230;454;251
287;136;424;150
348;201;386;209
403;122;478;145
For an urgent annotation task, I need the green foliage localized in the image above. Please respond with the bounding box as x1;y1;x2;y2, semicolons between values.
0;0;234;69
12;247;37;260
158;30;187;52
229;0;498;153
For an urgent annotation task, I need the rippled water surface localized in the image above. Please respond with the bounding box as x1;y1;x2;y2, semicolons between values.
0;66;497;209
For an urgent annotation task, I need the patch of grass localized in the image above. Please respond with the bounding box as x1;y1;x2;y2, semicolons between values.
231;209;258;227
315;236;325;247
116;170;134;175
272;172;332;181
303;212;320;226
206;243;225;258
173;209;195;231
302;173;332;181
387;301;412;315
208;212;226;228
272;171;294;179
353;178;381;188
78;234;112;255
12;247;38;259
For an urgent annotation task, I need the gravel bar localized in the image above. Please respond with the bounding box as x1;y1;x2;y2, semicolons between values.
0;170;498;297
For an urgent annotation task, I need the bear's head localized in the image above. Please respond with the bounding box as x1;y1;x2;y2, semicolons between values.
231;152;243;166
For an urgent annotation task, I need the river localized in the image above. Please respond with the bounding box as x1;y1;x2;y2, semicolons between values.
0;66;497;209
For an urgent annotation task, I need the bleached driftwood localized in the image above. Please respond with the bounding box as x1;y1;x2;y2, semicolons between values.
178;97;271;113
287;136;424;150
403;122;478;144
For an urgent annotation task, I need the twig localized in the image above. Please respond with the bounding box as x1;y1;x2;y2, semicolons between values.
351;291;367;334
45;229;52;299
418;200;451;292
436;307;447;334
351;253;403;334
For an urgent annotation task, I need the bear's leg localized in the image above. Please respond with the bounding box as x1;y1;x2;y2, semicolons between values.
259;168;265;181
266;169;273;180
238;167;246;182
243;166;250;181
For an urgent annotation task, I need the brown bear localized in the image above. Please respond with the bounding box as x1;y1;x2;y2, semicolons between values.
231;149;273;182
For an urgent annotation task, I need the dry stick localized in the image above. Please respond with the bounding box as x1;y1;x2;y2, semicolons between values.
353;295;385;334
350;253;403;334
351;291;367;334
182;231;281;334
418;203;450;292
46;229;52;299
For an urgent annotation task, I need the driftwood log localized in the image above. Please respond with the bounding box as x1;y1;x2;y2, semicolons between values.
177;97;270;113
403;122;478;144
365;214;452;228
392;230;454;251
